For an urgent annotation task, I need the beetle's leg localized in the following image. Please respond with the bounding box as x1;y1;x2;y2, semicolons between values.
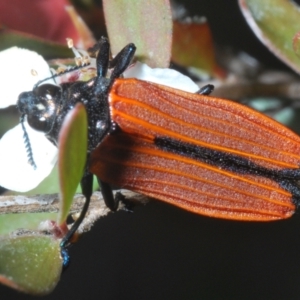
61;248;70;270
98;178;134;212
196;84;214;95
60;172;94;248
110;43;136;80
98;178;119;211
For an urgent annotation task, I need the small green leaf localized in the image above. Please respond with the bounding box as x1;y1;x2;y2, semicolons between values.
58;103;87;224
103;0;172;68
239;0;300;74
0;234;62;295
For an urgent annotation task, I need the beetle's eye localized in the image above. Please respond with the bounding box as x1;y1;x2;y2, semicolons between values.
17;84;61;133
17;91;34;115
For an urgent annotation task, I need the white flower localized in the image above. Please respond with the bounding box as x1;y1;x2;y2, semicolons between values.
0;48;199;192
0;123;57;191
124;61;199;92
0;48;58;192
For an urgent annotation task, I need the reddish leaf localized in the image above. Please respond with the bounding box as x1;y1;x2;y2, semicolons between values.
0;0;80;45
172;19;224;77
65;5;96;49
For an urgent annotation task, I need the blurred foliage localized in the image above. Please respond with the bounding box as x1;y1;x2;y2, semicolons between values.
0;234;62;295
239;0;300;74
1;0;300;296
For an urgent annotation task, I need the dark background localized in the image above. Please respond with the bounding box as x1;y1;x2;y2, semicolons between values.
2;0;300;299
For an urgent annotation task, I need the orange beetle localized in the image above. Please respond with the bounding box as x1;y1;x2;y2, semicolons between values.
17;37;300;248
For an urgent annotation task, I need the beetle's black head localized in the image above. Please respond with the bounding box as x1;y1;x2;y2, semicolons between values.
17;84;61;133
17;38;136;173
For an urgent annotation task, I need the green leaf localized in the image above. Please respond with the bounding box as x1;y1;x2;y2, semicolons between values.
0;234;62;295
239;0;300;74
58;103;87;224
0;213;57;236
0;28;72;59
103;0;172;68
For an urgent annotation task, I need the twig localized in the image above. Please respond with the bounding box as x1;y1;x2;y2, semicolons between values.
0;190;149;235
212;81;300;101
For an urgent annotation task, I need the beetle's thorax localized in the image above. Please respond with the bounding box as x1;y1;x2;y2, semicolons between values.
18;76;113;153
47;77;112;152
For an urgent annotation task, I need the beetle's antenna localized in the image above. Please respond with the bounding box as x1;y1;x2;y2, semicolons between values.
35;39;91;88
20;114;37;169
33;63;90;89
